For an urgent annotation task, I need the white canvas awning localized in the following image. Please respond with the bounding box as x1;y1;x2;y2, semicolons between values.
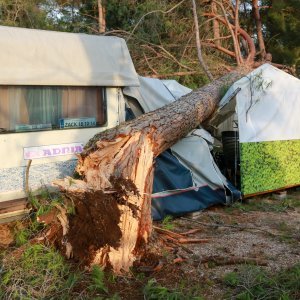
0;26;139;87
216;64;300;143
123;76;192;112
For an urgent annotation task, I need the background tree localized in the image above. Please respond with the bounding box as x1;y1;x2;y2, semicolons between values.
0;0;50;28
262;0;299;71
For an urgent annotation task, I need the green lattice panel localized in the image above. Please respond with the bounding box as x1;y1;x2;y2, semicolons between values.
240;140;300;196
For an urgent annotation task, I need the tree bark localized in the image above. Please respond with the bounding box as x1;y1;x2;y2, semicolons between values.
191;0;214;81
234;0;244;65
97;0;106;33
54;70;244;273
252;0;266;59
211;1;221;47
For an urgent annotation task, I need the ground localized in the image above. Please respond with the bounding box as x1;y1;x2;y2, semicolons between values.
0;188;300;299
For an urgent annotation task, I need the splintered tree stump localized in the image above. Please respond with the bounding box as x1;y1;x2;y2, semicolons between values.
54;70;243;273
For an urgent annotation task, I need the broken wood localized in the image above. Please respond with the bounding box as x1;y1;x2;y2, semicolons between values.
200;255;268;266
180;228;202;235
136;259;164;273
53;70;245;273
153;225;186;239
160;236;194;254
173;257;185;264
180;217;279;237
178;238;210;244
152;231;209;246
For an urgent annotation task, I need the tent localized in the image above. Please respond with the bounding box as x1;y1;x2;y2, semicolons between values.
124;77;240;220
209;64;300;197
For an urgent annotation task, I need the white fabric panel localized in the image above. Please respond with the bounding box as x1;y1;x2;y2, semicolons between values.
171;135;226;191
192;128;214;145
123;76;192;112
0;26;139;87
161;80;192;99
219;64;300;143
126;77;177;112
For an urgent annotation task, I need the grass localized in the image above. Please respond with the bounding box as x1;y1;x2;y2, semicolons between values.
275;221;298;244
143;278;204;300
0;244;72;299
0;243;116;299
162;215;175;230
0;188;114;300
14;225;31;247
90;265;108;294
13;187;74;247
28;188;66;217
1;187;299;299
14;217;45;247
226;196;300;213
223;264;300;300
224;196;300;244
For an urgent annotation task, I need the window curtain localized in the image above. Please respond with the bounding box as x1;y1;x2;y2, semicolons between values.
0;87;9;131
26;87;62;126
0;87;28;131
62;87;104;124
0;86;105;132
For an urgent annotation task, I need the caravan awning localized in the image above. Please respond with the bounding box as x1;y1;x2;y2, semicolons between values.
0;26;139;87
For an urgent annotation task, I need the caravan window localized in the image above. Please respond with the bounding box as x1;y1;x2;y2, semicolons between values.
0;86;106;133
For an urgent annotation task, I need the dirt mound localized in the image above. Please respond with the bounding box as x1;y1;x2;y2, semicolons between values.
66;178;139;267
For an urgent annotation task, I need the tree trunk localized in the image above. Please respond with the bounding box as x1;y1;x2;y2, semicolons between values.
191;0;214;81
98;0;106;33
211;1;221;47
54;71;243;273
234;0;244;65
252;0;266;60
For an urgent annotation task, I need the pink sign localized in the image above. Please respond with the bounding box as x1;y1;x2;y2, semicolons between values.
23;142;84;160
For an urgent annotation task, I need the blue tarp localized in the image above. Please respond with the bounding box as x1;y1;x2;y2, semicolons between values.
152;150;237;220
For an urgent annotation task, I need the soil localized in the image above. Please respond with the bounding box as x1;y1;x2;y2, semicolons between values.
1;189;300;299
107;189;300;299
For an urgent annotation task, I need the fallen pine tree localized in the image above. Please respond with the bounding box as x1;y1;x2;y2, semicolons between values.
52;69;245;273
